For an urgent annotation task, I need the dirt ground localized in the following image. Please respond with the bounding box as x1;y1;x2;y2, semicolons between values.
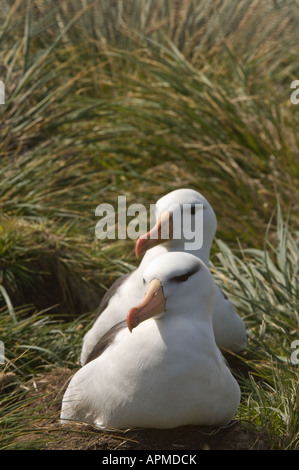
2;360;271;451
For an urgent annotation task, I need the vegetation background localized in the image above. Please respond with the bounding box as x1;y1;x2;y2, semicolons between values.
0;0;298;450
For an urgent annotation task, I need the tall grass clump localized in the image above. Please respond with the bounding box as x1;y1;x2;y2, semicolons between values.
211;207;299;449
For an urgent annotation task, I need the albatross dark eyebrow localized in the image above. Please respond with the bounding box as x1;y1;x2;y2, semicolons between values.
169;264;200;283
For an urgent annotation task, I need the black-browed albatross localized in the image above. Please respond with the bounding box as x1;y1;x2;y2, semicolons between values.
61;252;241;429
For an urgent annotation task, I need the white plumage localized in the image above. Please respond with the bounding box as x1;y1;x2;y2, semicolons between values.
61;252;241;429
80;189;247;366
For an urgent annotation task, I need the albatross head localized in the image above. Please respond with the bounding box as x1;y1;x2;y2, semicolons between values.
135;189;217;266
127;252;216;332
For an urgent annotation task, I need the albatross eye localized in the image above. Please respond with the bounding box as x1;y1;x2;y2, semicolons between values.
171;273;190;283
169;265;200;283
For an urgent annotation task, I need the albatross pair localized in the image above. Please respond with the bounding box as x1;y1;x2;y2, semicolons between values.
80;189;247;366
60;189;246;429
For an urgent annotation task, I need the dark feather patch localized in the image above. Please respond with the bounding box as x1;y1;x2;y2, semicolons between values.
93;271;134;322
84;320;127;365
169;264;200;283
221;290;228;300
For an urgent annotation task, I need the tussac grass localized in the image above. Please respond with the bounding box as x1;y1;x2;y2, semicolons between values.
0;0;299;449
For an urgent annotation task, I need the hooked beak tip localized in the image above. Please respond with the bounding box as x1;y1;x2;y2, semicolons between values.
135;239;144;258
126;279;165;332
127;307;139;333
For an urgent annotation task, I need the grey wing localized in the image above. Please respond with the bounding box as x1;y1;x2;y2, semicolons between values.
93;271;134;322
84;320;127;364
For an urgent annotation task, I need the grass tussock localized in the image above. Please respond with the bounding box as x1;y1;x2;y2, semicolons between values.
0;0;299;450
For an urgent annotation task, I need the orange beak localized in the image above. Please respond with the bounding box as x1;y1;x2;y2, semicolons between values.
135;211;173;258
127;279;165;332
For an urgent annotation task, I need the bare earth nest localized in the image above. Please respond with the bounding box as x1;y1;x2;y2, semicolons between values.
2;363;271;451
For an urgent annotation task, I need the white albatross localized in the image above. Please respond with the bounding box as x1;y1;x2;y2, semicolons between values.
61;252;241;429
80;188;247;366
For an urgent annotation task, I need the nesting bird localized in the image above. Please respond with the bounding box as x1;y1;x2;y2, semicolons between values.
61;252;241;429
80;189;247;366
